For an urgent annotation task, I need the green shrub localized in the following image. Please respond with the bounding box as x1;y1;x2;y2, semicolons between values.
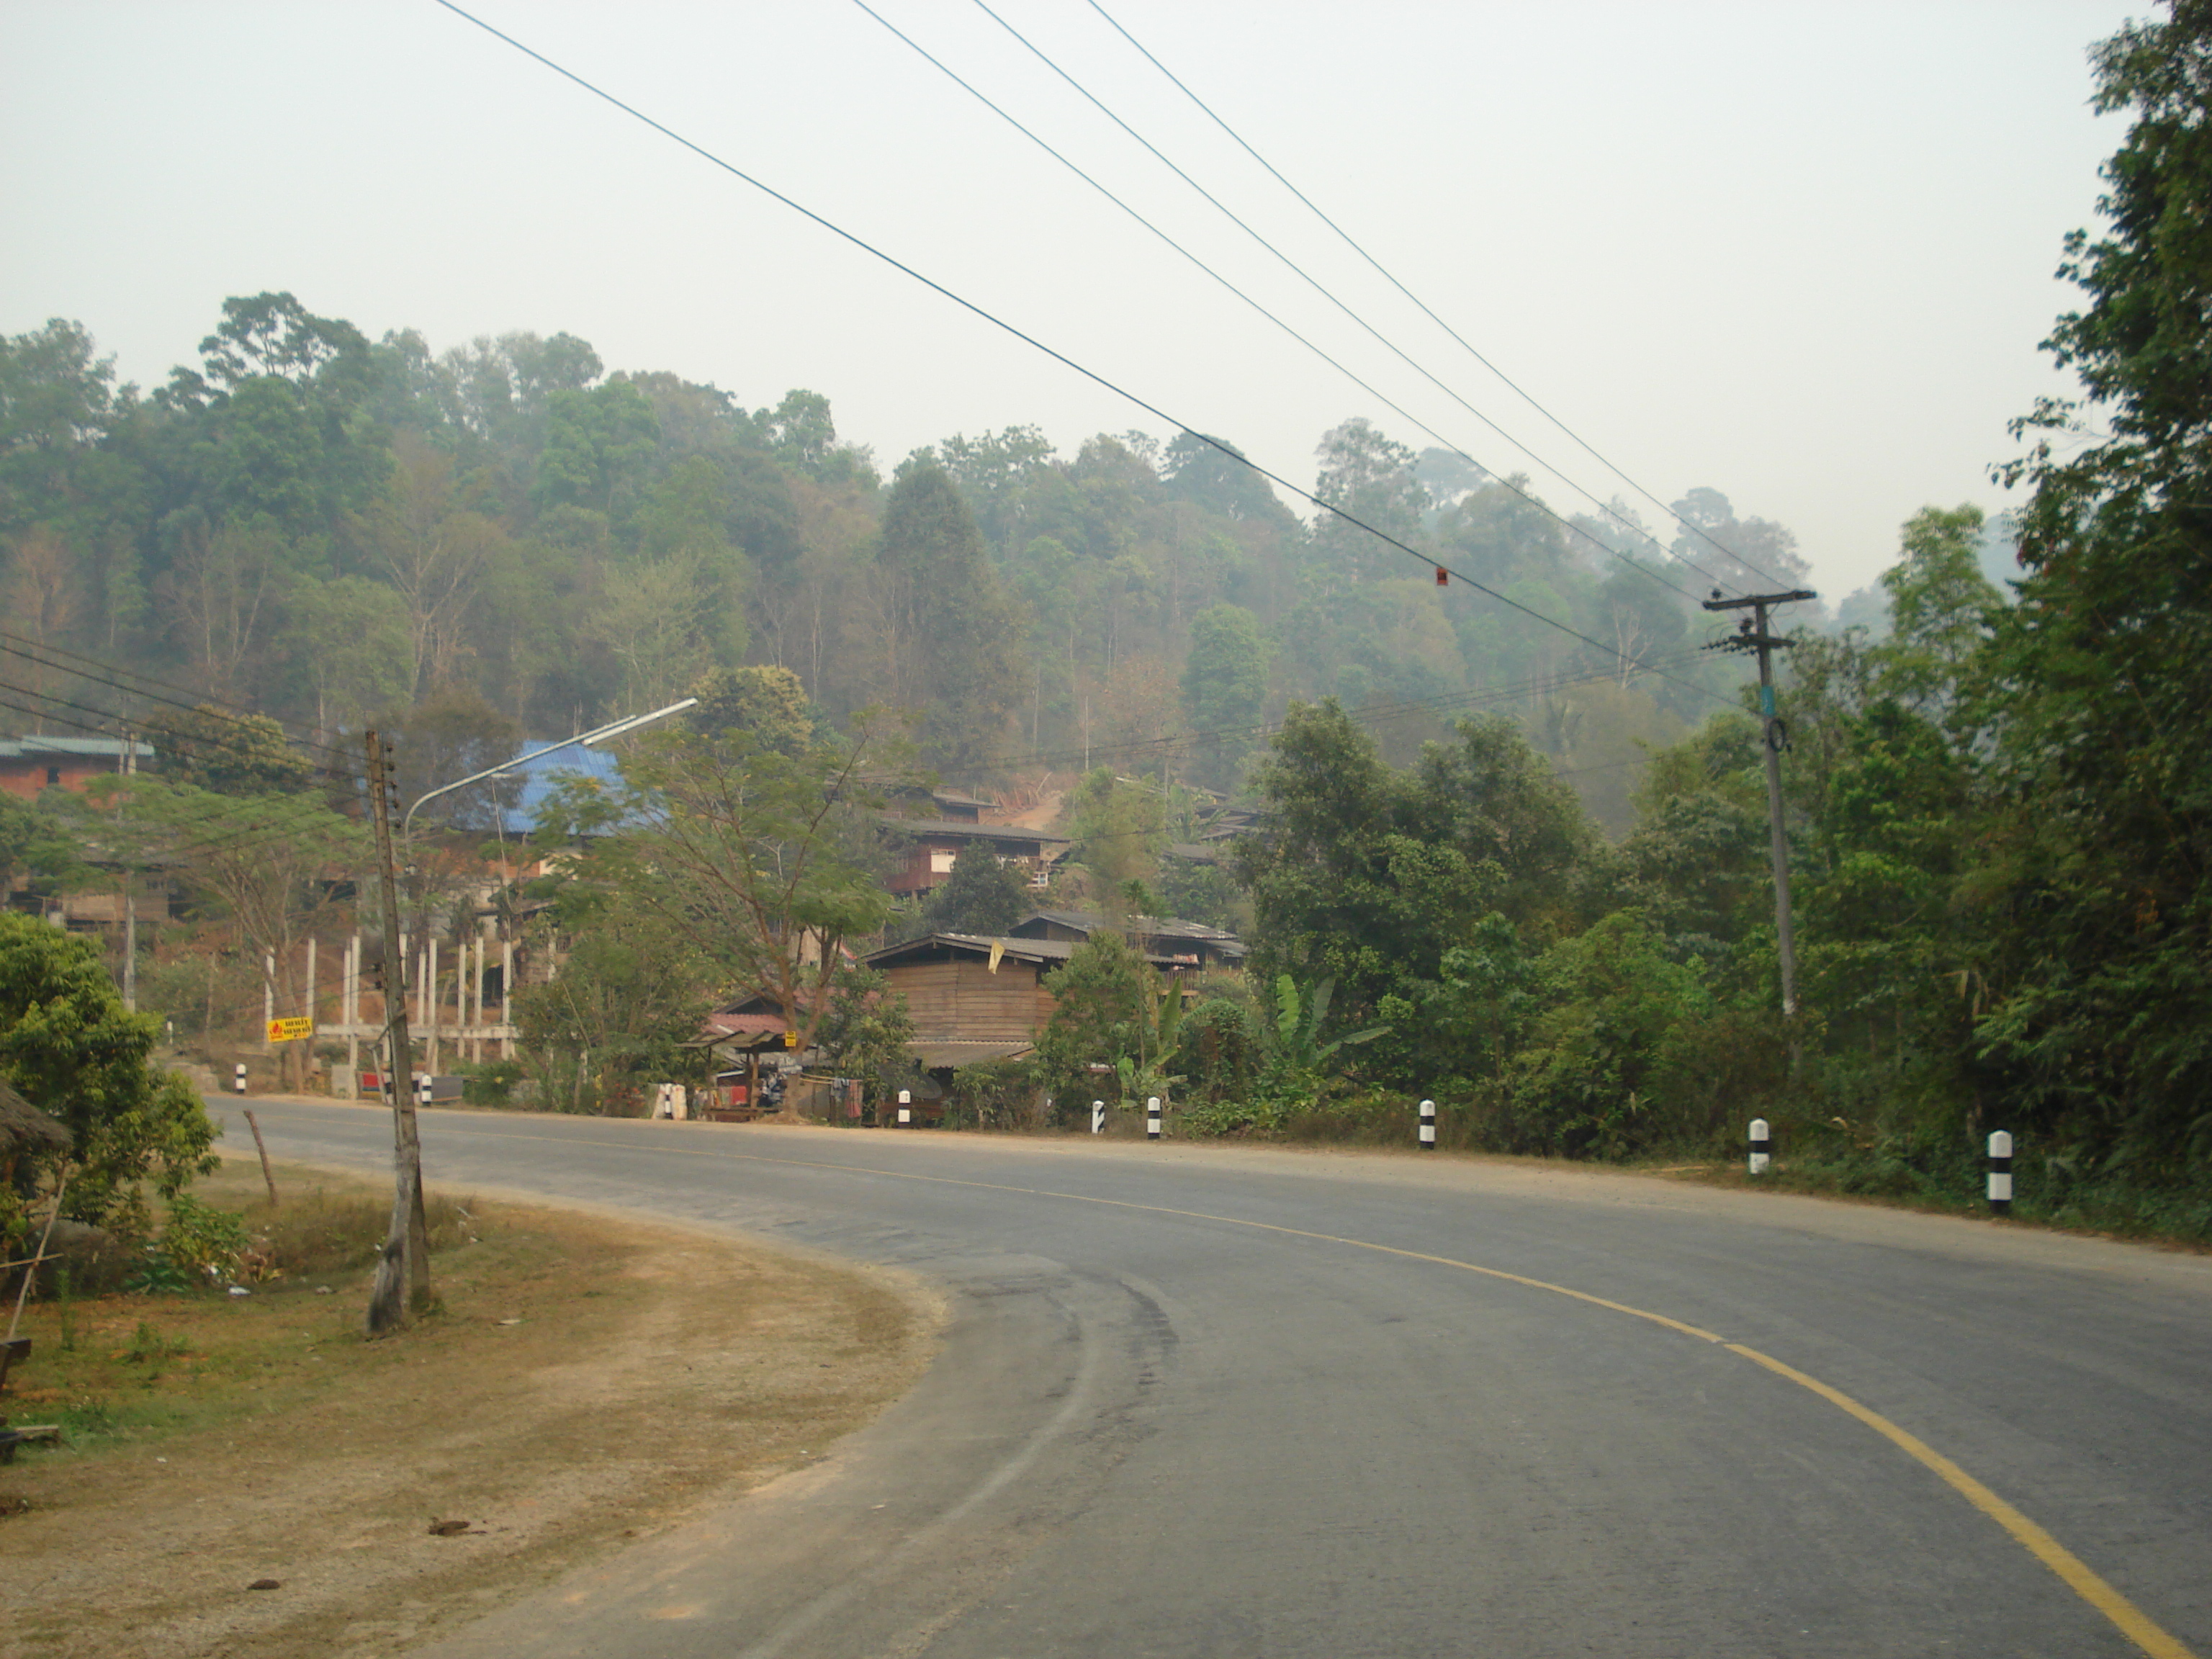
460;1059;529;1107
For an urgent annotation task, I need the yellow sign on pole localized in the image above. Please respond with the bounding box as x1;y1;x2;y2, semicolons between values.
266;1016;315;1044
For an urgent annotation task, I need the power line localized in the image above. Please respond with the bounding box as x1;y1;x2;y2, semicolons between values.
1080;0;1796;593
960;0;1718;604
857;0;1709;608
431;1;1734;715
0;632;361;773
978;642;1712;777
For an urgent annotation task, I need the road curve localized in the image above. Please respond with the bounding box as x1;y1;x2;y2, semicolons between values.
215;1100;2212;1659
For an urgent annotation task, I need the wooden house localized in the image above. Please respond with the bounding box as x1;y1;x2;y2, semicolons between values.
876;818;1071;900
1008;909;1246;971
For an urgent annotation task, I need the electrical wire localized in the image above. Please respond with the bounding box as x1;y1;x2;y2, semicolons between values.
857;0;1712;608
431;1;1735;715
959;0;1719;603
976;642;1713;777
0;632;365;773
1080;0;1798;594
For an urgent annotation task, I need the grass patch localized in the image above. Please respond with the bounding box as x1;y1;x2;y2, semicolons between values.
4;1159;499;1457
0;1156;937;1659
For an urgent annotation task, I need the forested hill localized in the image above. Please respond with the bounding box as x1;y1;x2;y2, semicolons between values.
4;293;1847;829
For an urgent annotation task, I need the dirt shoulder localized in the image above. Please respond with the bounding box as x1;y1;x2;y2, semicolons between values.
0;1160;942;1659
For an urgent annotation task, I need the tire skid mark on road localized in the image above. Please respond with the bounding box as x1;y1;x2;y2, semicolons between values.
325;1119;2206;1659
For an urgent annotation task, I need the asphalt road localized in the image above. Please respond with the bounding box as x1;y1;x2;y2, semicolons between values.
212;1099;2212;1659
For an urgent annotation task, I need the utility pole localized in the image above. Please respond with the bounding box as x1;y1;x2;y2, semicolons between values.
364;729;431;1334
118;727;138;1013
1701;588;1817;1071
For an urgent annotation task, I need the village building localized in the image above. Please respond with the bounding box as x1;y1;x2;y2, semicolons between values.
1007;909;1246;971
877;817;1071;901
0;736;152;801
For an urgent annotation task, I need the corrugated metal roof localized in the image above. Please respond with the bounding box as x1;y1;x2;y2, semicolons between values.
497;740;626;832
878;815;1071;845
0;737;153;762
908;1039;1034;1068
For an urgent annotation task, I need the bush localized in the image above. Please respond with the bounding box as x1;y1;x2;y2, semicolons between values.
156;1193;253;1280
460;1058;529;1107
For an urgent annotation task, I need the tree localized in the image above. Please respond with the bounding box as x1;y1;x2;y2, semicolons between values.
1180;603;1269;791
106;778;369;1090
1067;767;1167;902
1035;930;1156;1106
925;838;1030;936
511;884;716;1115
1873;505;2003;719
1311;418;1429;585
349;432;508;700
1236;700;1606;1084
143;703;314;795
0;793;81;894
876;464;1030;772
688;665;814;755
811;964;917;1105
0;913;217;1247
547;720;910;1056
1974;0;2212;1179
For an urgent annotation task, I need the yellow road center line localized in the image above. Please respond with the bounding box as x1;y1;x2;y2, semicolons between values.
400;1123;2202;1656
1722;1344;2195;1659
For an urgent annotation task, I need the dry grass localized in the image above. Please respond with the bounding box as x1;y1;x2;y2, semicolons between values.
0;1159;939;1659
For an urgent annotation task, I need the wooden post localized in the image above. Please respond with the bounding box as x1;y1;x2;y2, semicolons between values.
364;732;431;1335
344;934;359;1100
241;1110;279;1208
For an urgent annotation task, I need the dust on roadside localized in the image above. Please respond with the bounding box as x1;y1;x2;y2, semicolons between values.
0;1179;941;1659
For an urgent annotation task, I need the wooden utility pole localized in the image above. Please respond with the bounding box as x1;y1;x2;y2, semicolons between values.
1701;588;1817;1071
364;730;431;1334
120;727;138;1014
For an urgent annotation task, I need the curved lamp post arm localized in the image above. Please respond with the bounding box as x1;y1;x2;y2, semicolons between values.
400;698;697;840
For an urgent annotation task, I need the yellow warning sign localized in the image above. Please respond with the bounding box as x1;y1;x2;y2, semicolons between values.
266;1016;315;1044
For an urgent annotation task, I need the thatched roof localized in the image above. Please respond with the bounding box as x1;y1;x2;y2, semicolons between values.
0;1078;70;1151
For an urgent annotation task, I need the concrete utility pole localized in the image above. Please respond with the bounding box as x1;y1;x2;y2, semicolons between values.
1701;588;1817;1071
364;730;431;1334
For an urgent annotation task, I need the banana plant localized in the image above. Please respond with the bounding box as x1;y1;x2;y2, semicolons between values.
1271;974;1388;1070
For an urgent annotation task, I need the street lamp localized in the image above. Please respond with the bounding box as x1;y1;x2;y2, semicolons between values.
400;698;698;839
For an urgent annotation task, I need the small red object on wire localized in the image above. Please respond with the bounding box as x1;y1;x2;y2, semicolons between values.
1434;565;1449;587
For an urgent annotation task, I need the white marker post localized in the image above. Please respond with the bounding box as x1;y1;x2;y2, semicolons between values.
1146;1096;1161;1141
896;1088;912;1127
233;1062;247;1096
1091;1100;1105;1136
1419;1098;1437;1150
416;1072;431;1110
1987;1130;2013;1216
1749;1118;1771;1176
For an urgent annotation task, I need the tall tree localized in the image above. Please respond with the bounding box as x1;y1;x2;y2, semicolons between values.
876;464;1028;773
1179;603;1269;791
1979;0;2212;1179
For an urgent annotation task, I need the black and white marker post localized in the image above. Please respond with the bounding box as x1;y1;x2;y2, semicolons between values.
896;1088;912;1128
416;1072;431;1110
1146;1096;1161;1141
1987;1130;2013;1216
1419;1098;1437;1150
1091;1100;1105;1136
1749;1118;1771;1176
233;1062;247;1097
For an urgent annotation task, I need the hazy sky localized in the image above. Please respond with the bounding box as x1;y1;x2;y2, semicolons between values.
3;1;2143;601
